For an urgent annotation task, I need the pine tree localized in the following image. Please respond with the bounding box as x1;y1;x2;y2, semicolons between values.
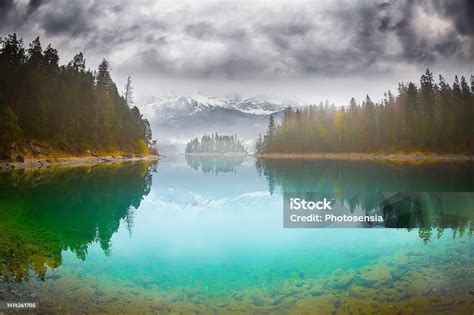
124;75;134;107
0;34;155;155
255;134;263;152
256;69;473;154
0;106;21;141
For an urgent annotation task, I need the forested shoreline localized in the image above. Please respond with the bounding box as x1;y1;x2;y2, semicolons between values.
256;70;473;154
0;34;155;161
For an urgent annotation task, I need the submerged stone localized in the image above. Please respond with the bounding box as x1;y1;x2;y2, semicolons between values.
407;279;432;297
333;271;356;289
359;263;393;286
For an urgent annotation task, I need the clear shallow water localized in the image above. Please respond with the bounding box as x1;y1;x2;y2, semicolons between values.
0;156;473;314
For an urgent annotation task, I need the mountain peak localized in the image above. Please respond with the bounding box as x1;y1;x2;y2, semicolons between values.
140;92;291;121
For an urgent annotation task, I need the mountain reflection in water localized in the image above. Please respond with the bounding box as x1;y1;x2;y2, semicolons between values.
0;156;472;314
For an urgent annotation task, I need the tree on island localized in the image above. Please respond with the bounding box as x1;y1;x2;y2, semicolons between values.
0;33;154;156
185;133;247;154
256;69;473;154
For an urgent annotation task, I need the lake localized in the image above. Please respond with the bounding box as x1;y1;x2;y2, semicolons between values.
0;156;473;314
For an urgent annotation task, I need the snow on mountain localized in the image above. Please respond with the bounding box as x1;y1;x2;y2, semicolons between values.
138;91;293;153
140;92;289;121
229;96;287;115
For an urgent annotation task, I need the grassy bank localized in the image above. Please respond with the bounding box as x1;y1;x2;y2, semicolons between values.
253;152;474;163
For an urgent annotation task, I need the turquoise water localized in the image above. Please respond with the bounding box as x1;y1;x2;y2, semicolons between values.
0;156;473;313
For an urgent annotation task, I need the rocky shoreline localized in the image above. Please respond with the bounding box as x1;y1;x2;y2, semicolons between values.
0;154;162;171
253;152;474;163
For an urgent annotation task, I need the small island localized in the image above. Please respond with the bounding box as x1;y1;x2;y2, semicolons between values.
185;133;248;156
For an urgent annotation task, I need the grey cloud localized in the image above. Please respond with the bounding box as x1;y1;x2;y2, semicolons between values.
41;1;97;36
0;0;15;18
27;0;44;16
0;0;472;81
434;0;474;36
184;22;217;40
0;0;45;30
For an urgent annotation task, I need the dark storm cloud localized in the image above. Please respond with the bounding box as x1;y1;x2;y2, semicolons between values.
0;0;472;80
27;0;44;16
41;1;97;36
0;0;21;28
433;0;474;36
0;0;15;17
0;0;45;29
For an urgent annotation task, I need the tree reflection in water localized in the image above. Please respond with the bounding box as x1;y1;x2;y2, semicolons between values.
185;155;246;175
0;161;156;282
257;158;473;242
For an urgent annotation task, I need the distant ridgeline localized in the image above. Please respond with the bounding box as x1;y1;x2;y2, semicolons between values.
0;34;154;158
185;133;247;154
256;70;473;153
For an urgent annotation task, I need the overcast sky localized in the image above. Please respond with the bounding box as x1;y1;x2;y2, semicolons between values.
1;0;473;105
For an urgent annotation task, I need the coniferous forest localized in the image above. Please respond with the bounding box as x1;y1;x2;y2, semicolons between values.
185;134;247;154
0;34;154;158
256;70;473;154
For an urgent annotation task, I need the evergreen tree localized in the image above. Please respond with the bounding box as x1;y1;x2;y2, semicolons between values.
255;134;263;152
124;75;134;106
0;34;155;156
0;106;21;141
257;69;473;154
185;134;247;153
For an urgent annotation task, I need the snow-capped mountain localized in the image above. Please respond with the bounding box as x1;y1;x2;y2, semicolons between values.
139;92;292;153
227;95;290;115
140;92;288;122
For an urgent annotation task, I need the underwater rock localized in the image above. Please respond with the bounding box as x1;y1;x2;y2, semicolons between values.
252;295;267;307
95;289;106;297
183;288;198;299
296;294;338;314
347;285;370;298
308;284;323;296
273;295;299;305
75;286;96;302
359;263;393;286
407;279;432;297
337;296;385;314
398;256;409;266
54;276;81;290
138;276;155;287
231;291;244;301
333;271;356;289
390;267;406;281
